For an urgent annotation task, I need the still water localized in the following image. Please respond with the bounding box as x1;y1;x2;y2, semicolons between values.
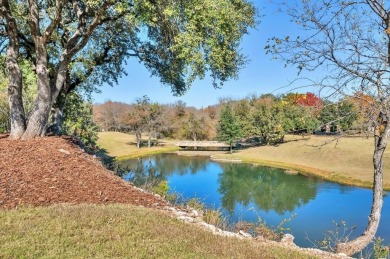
117;153;390;248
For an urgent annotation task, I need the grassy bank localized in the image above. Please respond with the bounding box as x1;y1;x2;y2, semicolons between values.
213;135;390;190
0;204;315;258
97;132;179;160
97;132;390;190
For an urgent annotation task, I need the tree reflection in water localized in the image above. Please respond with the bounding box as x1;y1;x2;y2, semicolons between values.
117;154;321;215
115;154;390;249
116;153;209;187
218;163;320;215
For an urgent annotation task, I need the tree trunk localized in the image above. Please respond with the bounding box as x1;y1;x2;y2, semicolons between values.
22;0;53;139
148;129;151;148
47;73;71;135
1;0;26;139
22;42;52;139
230;142;233;154
154;131;159;146
47;103;65;135
335;123;388;255
7;48;26;140
136;131;141;148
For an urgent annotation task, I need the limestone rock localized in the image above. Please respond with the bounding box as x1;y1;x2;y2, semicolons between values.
191;209;200;217
238;230;252;238
281;233;295;245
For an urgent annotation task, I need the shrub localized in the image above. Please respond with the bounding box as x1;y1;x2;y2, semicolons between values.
203;209;227;230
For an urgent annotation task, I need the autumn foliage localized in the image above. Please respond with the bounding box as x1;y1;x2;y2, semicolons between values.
284;92;322;108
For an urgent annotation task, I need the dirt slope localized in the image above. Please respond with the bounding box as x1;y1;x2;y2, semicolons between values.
0;135;166;209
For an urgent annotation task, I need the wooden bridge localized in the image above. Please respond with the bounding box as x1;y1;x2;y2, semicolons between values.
176;141;231;151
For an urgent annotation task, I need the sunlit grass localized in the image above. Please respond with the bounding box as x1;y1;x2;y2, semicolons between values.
213;135;390;190
0;204;316;258
96;132;179;159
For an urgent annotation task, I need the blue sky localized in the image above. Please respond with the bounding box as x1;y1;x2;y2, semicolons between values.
92;1;316;108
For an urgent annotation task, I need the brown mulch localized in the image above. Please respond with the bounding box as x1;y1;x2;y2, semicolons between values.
0;136;167;209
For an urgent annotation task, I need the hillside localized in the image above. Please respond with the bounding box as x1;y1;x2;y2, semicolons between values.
0;135;166;209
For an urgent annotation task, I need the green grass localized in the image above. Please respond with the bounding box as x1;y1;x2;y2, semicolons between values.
213;135;390;190
0;204;316;258
97;132;179;160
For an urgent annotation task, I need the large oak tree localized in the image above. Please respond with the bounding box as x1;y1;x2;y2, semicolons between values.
0;0;255;139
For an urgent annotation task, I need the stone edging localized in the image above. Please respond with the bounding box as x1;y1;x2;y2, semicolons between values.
131;177;352;259
165;205;352;259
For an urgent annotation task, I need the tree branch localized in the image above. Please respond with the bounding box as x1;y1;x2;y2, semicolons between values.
43;0;66;44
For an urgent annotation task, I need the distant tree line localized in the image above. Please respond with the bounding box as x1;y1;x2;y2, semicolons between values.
217;92;365;146
93;97;219;148
0;87;372;150
93;92;372;148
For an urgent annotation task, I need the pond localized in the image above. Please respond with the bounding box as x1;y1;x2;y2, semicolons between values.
117;153;390;249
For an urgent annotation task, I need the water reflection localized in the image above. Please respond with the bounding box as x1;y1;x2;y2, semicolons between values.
117;154;209;186
117;154;320;214
218;163;320;215
117;153;390;248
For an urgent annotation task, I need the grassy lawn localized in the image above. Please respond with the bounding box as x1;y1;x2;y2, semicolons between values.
213;135;390;190
97;132;179;160
0;204;315;259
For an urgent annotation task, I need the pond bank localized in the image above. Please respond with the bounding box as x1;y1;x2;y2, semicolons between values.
117;153;390;255
98;132;390;191
120;148;389;191
211;155;386;190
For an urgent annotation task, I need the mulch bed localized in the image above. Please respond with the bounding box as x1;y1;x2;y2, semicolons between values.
0;136;167;209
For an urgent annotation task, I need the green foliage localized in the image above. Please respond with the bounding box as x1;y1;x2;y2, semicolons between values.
62;93;99;152
182;112;208;141
319;100;358;131
0;73;8;133
186;198;205;212
152;180;170;197
373;237;389;259
235;213;297;241
134;0;256;94
250;100;285;144
256;214;296;241
0;57;37;133
220;95;320;145
282;104;319;135
64;0;255;96
203;209;227;229
2;0;256;140
234;99;254;138
19;59;37;118
217;104;242;152
148;179;178;203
